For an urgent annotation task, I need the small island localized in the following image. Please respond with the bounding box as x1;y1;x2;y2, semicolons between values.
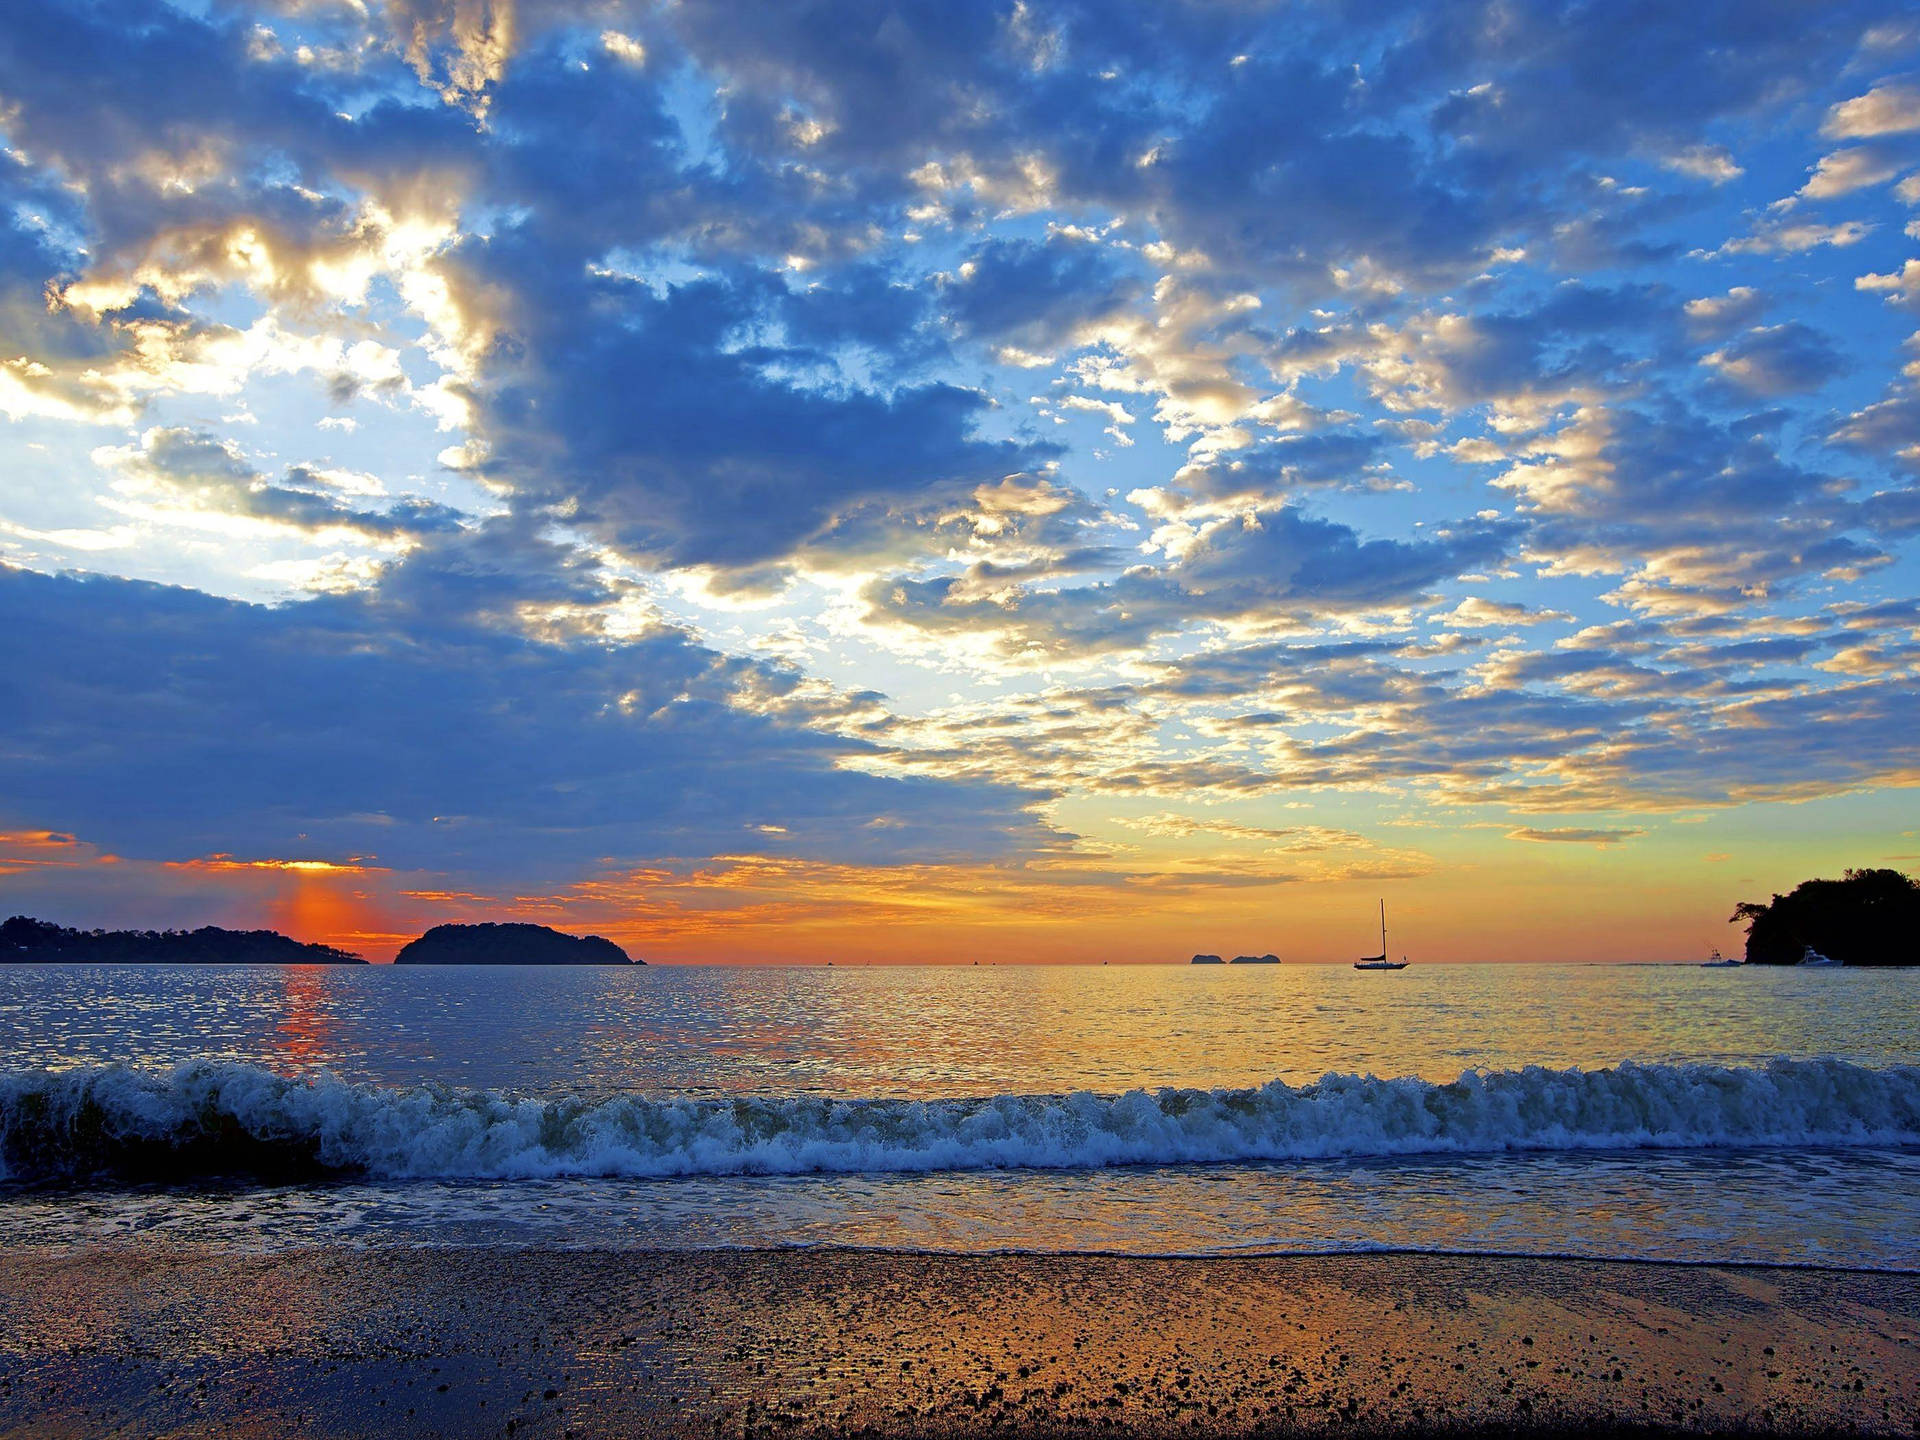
1190;953;1225;964
1730;867;1919;966
0;915;366;964
394;922;640;965
1231;953;1281;964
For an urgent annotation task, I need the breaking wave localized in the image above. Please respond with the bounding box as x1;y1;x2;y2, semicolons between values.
2;1057;1917;1186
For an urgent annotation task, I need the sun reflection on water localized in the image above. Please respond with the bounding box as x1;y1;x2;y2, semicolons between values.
0;962;1910;1098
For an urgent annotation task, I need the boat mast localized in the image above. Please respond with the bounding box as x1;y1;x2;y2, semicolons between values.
1379;898;1387;958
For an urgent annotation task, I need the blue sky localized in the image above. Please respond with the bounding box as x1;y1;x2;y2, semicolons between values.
2;0;1918;960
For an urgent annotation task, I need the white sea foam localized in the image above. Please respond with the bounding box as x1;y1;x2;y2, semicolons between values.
2;1057;1916;1185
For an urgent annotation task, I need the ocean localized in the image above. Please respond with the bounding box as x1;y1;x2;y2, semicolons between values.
1;962;1916;1267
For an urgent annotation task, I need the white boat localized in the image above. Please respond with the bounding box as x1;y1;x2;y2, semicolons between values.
1701;948;1742;967
1355;900;1409;970
1797;945;1841;967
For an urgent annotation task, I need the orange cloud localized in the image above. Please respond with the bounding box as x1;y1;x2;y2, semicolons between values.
0;829;119;874
164;853;383;874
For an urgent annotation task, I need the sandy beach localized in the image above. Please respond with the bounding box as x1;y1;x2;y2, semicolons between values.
0;1247;1913;1438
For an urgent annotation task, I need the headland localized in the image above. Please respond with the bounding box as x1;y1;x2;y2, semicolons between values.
394;921;639;964
0;915;365;964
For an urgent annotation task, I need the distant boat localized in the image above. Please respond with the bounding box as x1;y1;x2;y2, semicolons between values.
1797;945;1841;968
1355;900;1409;970
1701;948;1742;967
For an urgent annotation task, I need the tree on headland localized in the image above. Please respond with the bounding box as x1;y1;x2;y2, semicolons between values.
393;922;638;964
1730;869;1920;966
0;915;365;964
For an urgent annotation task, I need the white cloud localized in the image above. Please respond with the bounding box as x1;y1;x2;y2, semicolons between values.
1054;394;1138;445
1660;145;1743;184
1800;146;1906;199
1824;82;1920;139
1441;596;1570;628
1857;259;1920;311
1713;219;1872;255
599;31;646;65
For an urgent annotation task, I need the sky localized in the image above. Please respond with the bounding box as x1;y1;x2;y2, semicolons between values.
2;0;1919;963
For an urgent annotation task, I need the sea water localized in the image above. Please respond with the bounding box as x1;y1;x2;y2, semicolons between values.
1;962;1915;1266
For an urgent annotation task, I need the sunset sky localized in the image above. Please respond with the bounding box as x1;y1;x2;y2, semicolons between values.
3;0;1919;962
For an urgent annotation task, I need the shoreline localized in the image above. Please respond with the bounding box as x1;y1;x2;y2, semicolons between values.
1;1246;1914;1438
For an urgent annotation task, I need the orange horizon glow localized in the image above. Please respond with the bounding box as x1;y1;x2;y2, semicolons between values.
3;827;1909;965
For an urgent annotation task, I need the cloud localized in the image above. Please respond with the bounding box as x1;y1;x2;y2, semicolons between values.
1701;323;1848;396
1857;259;1920;311
1332;283;1674;421
1115;812;1368;848
1145;433;1393;512
1442;597;1571;628
1507;827;1646;845
945;234;1144;356
1824;81;1920;138
1497;398;1884;613
0;541;1057;877
1799;145;1908;198
1684;287;1769;341
658;0;1890;296
93;427;465;545
449;236;1053;579
1053;394;1138;444
1660;146;1745;184
1714;219;1873;256
1833;391;1920;477
380;0;516;105
860;506;1513;663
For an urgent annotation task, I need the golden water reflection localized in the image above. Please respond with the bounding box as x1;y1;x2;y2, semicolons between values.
0;962;1910;1098
274;964;337;1065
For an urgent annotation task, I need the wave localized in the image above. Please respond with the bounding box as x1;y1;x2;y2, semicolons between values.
2;1058;1917;1186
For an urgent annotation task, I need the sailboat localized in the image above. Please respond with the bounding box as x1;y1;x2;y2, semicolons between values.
1354;899;1409;970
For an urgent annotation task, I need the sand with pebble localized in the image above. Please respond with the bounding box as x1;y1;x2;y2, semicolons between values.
1;1247;1914;1438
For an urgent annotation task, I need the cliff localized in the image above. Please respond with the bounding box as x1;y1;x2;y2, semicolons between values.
394;922;639;965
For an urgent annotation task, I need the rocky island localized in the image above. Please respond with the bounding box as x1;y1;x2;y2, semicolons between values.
0;915;366;964
1731;867;1919;965
1230;953;1281;964
1189;953;1224;964
394;922;640;965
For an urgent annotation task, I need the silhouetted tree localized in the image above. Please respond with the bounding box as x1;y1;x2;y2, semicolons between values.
393;922;636;964
1730;869;1920;965
1;916;365;963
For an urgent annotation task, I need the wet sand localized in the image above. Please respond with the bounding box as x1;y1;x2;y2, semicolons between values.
0;1247;1914;1438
